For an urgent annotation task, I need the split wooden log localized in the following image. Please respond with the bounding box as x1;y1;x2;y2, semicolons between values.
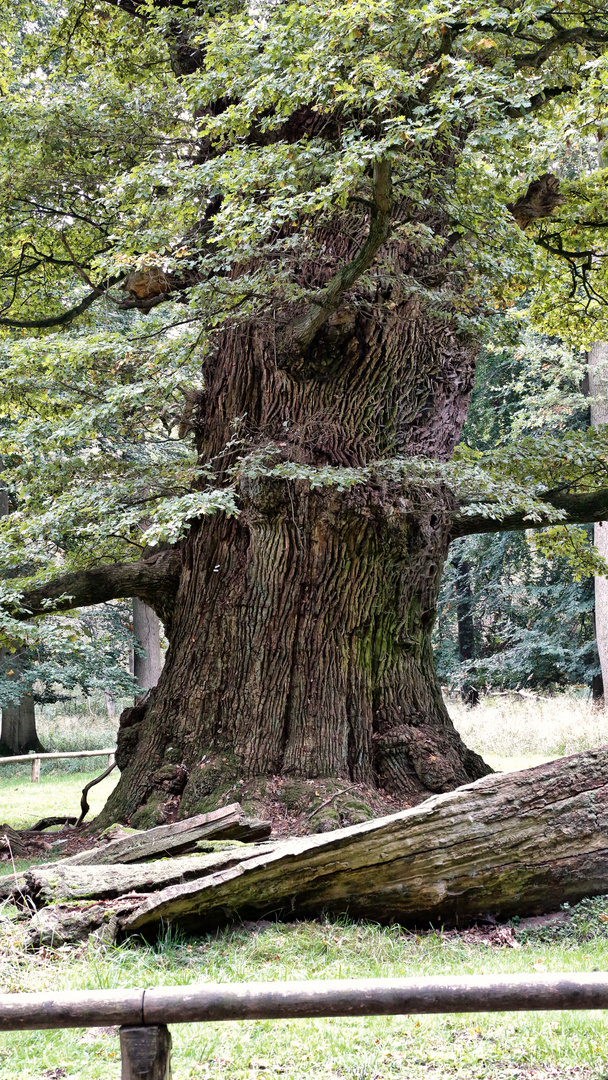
123;747;608;936
0;823;52;861
7;749;608;946
59;804;271;866
0;824;30;859
16;845;268;905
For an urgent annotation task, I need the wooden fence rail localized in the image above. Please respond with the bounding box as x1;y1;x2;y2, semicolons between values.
0;748;115;782
0;974;607;1079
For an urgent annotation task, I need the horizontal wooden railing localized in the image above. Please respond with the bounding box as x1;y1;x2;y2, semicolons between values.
0;748;115;782
0;974;607;1079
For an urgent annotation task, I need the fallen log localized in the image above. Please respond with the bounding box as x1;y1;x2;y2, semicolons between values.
27;897;140;948
123;747;608;935
18;845;268;905
7;748;608;945
59;804;271;866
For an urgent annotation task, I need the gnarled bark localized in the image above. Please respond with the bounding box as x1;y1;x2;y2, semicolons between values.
96;479;489;830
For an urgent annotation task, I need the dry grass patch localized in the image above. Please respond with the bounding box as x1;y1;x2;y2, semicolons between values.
446;692;608;772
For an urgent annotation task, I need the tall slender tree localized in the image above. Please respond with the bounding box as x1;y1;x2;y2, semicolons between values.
589;342;608;696
132;598;163;703
1;0;608;826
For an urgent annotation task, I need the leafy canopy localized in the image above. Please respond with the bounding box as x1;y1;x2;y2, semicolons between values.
0;0;607;618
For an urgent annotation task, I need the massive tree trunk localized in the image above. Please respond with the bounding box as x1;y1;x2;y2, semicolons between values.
100;485;489;829
12;306;608;833
11;172;608;827
91;284;492;829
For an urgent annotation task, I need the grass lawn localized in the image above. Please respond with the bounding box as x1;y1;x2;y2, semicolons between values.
0;769;119;834
1;693;608;1078
2;904;608;1080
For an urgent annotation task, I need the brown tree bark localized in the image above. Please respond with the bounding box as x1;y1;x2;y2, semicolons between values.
89;276;495;830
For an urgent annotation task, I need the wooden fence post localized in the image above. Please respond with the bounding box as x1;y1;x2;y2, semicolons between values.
108;751;116;767
30;757;40;784
120;1025;172;1080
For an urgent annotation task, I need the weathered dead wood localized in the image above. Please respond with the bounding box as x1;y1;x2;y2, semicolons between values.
26;897;139;948
59;804;271;866
16;845;265;905
0;823;53;862
0;824;29;859
122;748;608;935
120;1025;172;1080
8;749;608;946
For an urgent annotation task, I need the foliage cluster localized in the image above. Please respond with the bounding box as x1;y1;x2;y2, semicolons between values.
435;314;603;693
0;0;607;650
0;601;138;709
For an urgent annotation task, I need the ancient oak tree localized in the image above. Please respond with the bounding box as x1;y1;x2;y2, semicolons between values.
1;0;608;827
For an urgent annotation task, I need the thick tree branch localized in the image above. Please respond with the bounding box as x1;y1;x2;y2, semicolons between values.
4;548;182;633
504;84;573;118
513;26;608;68
0;290;102;329
451;488;608;539
289;158;392;353
0;275;125;329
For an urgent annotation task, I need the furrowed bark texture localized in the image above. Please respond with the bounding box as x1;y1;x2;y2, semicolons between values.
95;257;489;829
99;481;488;828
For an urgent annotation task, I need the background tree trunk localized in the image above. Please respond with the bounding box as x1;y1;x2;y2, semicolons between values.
589;342;608;701
451;554;479;706
132;599;163;704
0;484;44;755
0;681;43;755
